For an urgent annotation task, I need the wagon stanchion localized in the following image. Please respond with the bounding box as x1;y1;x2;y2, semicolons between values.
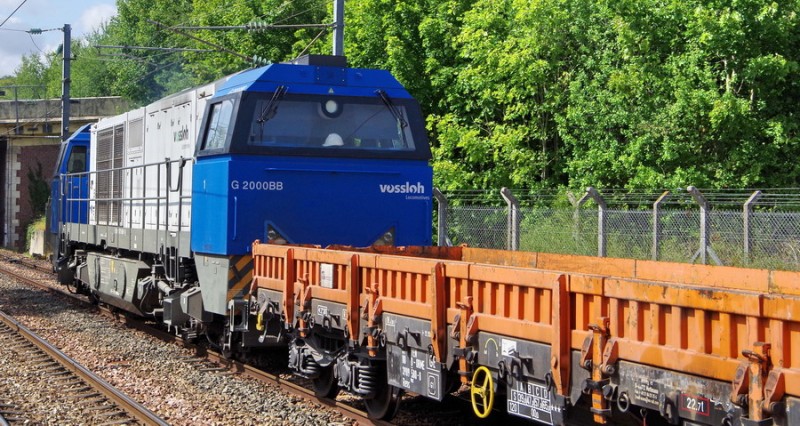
429;262;447;363
579;317;612;424
345;254;360;345
282;248;296;331
454;296;476;385
550;275;572;425
731;342;785;424
365;283;383;358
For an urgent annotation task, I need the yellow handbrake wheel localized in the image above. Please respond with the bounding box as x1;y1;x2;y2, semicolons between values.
256;312;265;331
470;366;495;419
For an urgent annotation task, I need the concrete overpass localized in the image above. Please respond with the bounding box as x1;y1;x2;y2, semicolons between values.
0;97;128;250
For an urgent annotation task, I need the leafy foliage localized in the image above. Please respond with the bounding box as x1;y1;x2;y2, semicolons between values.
6;0;800;190
27;162;49;218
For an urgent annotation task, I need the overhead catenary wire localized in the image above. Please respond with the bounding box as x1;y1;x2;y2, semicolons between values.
144;1;331;65
94;44;215;53
294;27;329;59
28;33;42;53
272;5;321;25
0;0;27;29
90;1;331;70
131;60;183;85
95;53;159;62
174;22;334;31
146;19;253;62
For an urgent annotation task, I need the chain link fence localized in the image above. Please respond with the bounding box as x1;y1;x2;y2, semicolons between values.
436;187;800;271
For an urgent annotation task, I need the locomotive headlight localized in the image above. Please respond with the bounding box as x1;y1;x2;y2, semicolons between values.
267;226;288;244
325;100;338;114
372;227;395;246
320;99;342;118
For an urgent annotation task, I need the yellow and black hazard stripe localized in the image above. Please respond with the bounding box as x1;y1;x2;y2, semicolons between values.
226;255;253;302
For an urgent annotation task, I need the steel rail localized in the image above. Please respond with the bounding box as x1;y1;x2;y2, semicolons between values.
0;308;169;426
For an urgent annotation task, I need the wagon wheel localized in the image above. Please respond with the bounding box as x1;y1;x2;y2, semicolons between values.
471;366;495;419
365;384;403;420
312;365;339;399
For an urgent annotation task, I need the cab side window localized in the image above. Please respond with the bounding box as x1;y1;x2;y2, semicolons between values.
203;100;234;150
67;146;87;174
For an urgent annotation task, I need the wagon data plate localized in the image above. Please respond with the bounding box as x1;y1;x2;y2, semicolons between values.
384;314;444;401
507;381;554;425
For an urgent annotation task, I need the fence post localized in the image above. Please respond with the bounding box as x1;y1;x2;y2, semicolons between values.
577;187;607;257
501;187;520;251
651;191;670;261
743;191;762;264
433;188;449;247
688;186;722;265
568;191;581;244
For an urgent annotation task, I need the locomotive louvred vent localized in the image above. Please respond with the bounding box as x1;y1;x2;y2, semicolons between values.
96;125;125;225
112;125;124;223
96;128;112;224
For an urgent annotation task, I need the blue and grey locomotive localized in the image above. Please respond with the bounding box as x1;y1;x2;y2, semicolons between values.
49;55;432;355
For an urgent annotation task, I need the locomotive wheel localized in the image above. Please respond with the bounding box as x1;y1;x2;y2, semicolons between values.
364;384;403;420
470;366;495;419
312;365;339;399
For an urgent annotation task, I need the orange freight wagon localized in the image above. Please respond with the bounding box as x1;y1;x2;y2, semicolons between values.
250;242;800;425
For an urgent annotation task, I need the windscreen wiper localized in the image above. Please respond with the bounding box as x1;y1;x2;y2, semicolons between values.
257;85;288;124
375;89;408;129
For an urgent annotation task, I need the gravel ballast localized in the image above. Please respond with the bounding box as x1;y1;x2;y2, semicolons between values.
0;271;352;426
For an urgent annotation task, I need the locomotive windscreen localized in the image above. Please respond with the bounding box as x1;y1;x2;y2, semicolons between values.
198;91;431;160
248;96;415;151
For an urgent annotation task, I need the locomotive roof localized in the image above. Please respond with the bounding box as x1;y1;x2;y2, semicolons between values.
214;62;412;99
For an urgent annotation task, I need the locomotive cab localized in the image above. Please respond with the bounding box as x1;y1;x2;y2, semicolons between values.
50;124;91;270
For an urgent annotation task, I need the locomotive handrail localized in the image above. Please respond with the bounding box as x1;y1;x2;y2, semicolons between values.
165;157;187;193
61;157;191;231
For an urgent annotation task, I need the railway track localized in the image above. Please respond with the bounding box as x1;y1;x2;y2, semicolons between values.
0;307;167;426
0;254;385;425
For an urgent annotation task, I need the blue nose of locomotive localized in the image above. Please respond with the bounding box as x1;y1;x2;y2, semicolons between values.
190;59;433;255
191;156;432;254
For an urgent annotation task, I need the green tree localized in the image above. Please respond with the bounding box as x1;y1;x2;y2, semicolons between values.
98;0;196;104
558;0;800;189
428;0;572;191
11;55;50;98
7;0;799;192
27;162;49;218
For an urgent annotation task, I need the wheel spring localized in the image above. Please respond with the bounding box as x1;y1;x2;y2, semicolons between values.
357;363;379;395
302;354;321;377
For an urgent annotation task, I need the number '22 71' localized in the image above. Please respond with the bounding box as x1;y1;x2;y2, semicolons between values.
680;394;711;416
